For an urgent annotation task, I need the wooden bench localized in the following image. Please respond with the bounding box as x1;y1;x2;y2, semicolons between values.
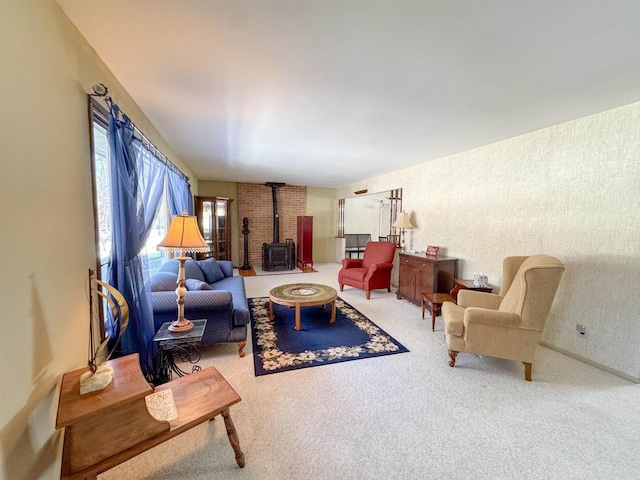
345;233;371;258
56;354;244;479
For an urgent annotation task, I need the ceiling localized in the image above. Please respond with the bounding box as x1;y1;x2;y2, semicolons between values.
57;0;640;188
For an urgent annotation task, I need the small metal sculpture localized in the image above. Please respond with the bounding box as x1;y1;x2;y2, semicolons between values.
80;269;129;394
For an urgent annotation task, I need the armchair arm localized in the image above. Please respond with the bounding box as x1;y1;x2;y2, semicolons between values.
367;262;393;274
463;307;520;328
458;290;502;309
342;258;363;269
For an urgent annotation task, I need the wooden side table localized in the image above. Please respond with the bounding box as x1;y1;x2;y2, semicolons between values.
422;292;456;331
450;279;493;301
152;319;207;384
56;354;245;479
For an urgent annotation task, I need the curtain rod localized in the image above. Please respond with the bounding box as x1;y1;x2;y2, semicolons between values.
90;83;190;182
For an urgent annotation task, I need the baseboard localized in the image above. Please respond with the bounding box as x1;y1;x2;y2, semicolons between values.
539;341;639;384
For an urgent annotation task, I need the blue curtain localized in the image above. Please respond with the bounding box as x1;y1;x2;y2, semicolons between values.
166;168;193;216
106;105;165;376
132;139;167;244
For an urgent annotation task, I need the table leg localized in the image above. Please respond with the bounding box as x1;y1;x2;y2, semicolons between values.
432;304;437;332
295;303;301;330
221;408;245;468
330;300;336;323
269;299;273;320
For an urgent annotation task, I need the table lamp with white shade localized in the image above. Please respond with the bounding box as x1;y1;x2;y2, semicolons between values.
157;211;210;332
392;211;414;252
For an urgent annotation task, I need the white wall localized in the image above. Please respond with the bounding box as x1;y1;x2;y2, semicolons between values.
0;2;195;478
339;102;640;380
344;192;391;240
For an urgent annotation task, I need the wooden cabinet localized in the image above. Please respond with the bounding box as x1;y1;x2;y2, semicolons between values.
195;196;232;261
397;253;458;306
296;216;313;268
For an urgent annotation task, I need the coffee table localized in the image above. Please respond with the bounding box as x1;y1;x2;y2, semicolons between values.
269;283;337;331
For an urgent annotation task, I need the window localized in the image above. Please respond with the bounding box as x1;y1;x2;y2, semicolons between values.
89;99;169;282
89;100;112;282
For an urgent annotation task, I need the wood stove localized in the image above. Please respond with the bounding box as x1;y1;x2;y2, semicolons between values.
262;182;295;271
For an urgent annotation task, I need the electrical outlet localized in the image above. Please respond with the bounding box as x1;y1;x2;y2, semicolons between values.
576;324;587;335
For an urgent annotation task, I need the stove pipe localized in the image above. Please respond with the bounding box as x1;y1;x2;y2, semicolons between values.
265;182;285;243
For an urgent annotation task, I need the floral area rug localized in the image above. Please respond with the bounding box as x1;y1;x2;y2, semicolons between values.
248;296;409;376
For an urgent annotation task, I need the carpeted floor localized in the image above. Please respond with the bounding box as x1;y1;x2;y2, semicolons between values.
101;263;640;480
249;296;408;375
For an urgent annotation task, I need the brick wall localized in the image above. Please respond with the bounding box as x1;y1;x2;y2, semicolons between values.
237;183;307;268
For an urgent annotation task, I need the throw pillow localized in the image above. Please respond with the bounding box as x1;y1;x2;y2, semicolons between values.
185;278;213;291
149;272;178;292
197;257;225;283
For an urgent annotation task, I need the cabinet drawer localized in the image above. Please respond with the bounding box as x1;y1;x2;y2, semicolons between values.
400;256;430;269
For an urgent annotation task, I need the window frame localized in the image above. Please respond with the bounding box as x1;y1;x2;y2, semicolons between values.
88;97;110;340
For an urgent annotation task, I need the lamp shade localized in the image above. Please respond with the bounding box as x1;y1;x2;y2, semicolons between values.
157;212;210;253
392;212;414;229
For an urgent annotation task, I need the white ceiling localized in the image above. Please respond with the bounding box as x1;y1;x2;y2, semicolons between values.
57;0;640;188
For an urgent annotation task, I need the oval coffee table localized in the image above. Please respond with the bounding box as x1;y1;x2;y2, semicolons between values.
269;283;337;331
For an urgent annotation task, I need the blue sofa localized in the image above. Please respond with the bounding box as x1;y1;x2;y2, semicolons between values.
149;258;249;357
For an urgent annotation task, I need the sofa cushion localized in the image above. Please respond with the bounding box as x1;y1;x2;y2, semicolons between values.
341;267;368;282
149;272;178;292
185;278;213;291
217;260;234;278
158;258;206;282
197;258;225;283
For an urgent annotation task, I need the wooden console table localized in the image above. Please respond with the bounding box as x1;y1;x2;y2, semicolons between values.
56;354;244;479
397;253;458;306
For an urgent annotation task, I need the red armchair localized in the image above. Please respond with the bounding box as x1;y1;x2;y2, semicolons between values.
338;241;397;299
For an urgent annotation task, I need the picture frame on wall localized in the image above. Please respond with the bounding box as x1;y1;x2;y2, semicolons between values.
426;245;439;257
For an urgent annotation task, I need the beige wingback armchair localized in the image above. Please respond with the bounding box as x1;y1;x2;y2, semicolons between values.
441;255;565;381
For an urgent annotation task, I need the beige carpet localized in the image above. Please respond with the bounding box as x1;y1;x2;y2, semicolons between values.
101;263;640;480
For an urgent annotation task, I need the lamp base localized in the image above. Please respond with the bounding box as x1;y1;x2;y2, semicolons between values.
168;319;194;333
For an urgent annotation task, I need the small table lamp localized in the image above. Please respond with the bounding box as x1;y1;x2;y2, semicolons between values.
392;211;414;252
157;211;210;332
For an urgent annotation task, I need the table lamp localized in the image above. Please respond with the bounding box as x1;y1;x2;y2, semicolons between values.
157;211;210;332
392;211;414;252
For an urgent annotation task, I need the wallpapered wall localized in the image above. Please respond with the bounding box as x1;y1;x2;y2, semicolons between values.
338;102;640;380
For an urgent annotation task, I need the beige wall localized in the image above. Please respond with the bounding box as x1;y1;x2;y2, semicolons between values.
307;187;338;263
0;1;196;479
339;102;640;380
